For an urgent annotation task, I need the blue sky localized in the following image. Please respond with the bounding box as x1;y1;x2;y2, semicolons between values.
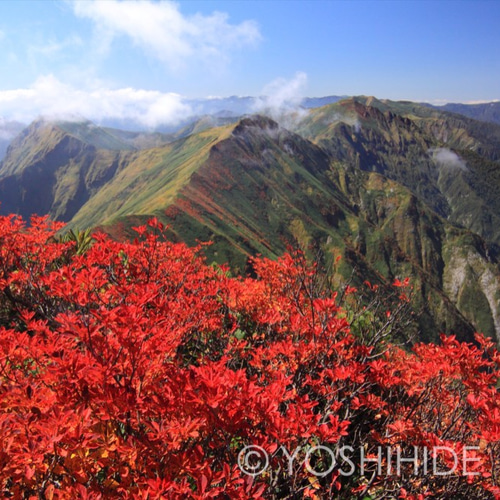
0;0;499;125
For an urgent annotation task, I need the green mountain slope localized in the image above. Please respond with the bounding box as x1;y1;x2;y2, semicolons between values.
82;114;500;344
0;119;183;221
297;96;500;246
0;120;134;221
64;124;233;229
1;101;500;344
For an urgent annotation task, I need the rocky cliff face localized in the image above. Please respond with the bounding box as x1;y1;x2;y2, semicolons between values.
298;97;500;246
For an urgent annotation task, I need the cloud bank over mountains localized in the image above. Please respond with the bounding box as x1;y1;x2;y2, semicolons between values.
0;0;266;127
0;72;310;128
0;2;317;130
0;75;191;127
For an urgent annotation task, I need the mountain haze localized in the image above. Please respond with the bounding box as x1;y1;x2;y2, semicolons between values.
0;118;25;161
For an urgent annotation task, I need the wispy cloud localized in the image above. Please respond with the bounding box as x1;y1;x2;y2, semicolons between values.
72;0;261;72
324;112;361;133
28;35;84;58
0;130;20;141
0;75;192;127
253;72;308;127
429;148;468;171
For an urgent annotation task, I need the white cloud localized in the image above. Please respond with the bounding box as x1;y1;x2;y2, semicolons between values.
0;127;15;141
253;72;309;127
429;148;468;171
258;72;308;110
0;75;192;127
72;0;261;71
0;130;16;141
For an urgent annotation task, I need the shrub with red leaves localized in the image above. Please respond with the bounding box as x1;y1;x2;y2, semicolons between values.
0;215;498;499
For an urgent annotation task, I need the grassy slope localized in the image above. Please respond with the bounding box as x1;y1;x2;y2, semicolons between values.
68;124;234;229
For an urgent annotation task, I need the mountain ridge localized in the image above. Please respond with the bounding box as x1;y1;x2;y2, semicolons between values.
1;98;500;343
427;101;500;126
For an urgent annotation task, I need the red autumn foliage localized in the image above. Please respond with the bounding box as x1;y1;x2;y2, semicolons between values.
0;214;498;499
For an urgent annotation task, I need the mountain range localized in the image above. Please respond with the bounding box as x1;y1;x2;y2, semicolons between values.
2;96;497;150
430;101;500;126
1;96;500;344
